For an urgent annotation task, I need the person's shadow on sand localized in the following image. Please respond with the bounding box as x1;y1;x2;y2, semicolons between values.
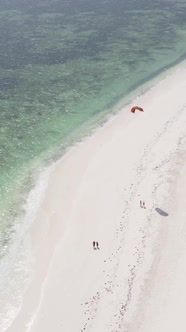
155;207;169;217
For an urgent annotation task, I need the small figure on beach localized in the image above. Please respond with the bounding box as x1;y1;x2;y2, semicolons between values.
140;200;146;209
93;241;99;250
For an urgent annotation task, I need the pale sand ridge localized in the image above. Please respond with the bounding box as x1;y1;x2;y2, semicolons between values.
6;63;186;332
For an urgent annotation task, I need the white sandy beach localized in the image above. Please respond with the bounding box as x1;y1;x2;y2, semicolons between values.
6;63;186;332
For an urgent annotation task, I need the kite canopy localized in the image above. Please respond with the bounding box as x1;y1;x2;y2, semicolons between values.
131;106;144;113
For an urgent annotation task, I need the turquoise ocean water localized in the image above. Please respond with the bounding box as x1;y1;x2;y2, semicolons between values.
0;0;186;328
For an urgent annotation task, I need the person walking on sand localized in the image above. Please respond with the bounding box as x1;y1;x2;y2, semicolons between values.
140;200;146;208
96;241;99;250
93;241;96;249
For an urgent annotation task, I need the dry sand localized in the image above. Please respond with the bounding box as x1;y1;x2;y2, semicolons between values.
6;63;186;332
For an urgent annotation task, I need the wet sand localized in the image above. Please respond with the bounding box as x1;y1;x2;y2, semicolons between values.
6;62;186;332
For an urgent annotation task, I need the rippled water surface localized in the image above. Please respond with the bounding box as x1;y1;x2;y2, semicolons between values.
0;0;186;329
0;0;186;246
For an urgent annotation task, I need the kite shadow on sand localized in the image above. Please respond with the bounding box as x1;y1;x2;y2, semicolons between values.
155;207;169;217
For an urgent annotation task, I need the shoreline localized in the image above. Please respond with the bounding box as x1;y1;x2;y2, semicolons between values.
1;57;185;236
2;61;186;331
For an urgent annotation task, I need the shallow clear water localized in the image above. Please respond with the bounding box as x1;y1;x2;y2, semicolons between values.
0;0;186;261
0;0;186;328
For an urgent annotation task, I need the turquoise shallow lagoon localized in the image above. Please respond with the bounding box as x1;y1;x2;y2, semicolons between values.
0;0;186;249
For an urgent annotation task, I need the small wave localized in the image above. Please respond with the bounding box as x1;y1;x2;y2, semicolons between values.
0;163;55;331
